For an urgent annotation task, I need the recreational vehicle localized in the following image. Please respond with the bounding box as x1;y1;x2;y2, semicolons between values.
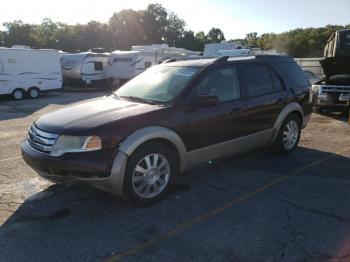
106;45;200;84
106;51;157;83
203;42;243;57
61;52;110;87
0;47;62;100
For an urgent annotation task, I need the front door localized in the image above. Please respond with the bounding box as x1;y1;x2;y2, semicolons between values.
184;65;247;153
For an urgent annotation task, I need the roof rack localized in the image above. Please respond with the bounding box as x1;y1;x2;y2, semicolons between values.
213;56;229;63
162;58;177;64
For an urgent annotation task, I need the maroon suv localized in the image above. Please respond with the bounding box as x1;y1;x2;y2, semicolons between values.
21;55;312;204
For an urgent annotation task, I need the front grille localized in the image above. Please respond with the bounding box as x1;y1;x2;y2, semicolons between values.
27;124;59;153
320;85;350;95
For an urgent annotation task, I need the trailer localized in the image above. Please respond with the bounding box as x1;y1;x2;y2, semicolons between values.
61;52;110;87
105;51;157;83
203;42;243;58
106;45;200;85
0;47;62;100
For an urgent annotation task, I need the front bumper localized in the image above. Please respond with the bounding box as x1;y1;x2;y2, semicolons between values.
21;141;128;195
313;93;350;108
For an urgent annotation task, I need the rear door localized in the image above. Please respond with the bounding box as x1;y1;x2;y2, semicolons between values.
240;63;286;134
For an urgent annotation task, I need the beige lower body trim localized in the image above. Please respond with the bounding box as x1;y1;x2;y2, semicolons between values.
187;129;274;168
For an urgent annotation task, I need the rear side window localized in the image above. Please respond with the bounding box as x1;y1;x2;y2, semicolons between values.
0;61;4;73
270;70;283;91
276;62;309;87
94;62;103;71
241;64;274;97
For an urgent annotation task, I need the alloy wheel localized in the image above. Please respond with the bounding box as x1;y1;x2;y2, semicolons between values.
132;153;170;199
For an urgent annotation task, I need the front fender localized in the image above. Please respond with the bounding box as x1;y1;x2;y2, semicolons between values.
118;126;189;172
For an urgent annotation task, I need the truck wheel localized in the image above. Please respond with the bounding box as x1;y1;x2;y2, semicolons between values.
28;87;40;99
12;89;24;100
271;114;301;154
124;142;178;205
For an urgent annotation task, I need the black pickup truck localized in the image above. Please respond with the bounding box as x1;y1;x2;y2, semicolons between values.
311;29;350;112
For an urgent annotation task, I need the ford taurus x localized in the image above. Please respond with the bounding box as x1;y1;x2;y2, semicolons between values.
21;55;312;204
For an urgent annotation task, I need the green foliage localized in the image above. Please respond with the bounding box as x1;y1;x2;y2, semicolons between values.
1;3;349;57
207;28;225;43
255;24;350;57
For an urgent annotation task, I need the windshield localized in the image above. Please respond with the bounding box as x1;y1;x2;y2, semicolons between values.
115;65;199;103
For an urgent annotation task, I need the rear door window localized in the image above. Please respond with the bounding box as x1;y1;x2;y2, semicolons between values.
0;61;4;73
241;64;274;97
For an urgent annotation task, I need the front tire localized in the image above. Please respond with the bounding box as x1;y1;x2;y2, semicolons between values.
271;114;301;154
12;89;24;100
124;142;178;205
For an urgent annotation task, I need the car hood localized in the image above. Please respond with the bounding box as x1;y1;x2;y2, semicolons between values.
35;96;164;134
320;57;350;79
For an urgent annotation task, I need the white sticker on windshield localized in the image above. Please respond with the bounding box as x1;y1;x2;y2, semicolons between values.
175;69;196;77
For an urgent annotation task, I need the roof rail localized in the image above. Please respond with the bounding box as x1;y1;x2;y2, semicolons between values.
255;54;289;58
213;56;229;63
162;58;177;64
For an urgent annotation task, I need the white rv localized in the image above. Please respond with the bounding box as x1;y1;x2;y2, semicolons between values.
106;51;156;82
203;42;243;58
61;52;110;87
0;47;62;100
216;49;251;57
106;45;200;83
81;53;109;86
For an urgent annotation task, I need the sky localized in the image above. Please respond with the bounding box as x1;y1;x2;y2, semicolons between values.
1;0;350;39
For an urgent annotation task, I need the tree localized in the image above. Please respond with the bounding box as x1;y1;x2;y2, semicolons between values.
177;30;204;51
164;12;185;46
206;28;225;43
109;9;147;50
144;3;168;43
245;32;258;46
2;20;37;47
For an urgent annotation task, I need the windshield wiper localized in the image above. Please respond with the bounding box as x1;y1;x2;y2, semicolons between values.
118;95;157;105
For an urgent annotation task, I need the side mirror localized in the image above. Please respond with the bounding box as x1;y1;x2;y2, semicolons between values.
192;94;219;106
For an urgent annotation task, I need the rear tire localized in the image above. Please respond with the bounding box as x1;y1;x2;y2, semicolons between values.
28;87;40;99
271;114;301;155
124;142;178;205
12;89;24;100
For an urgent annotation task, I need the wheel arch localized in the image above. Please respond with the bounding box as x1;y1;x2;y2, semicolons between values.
271;102;304;142
118;126;189;172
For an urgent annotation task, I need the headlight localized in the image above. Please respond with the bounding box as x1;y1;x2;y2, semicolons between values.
311;85;320;93
50;135;102;157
